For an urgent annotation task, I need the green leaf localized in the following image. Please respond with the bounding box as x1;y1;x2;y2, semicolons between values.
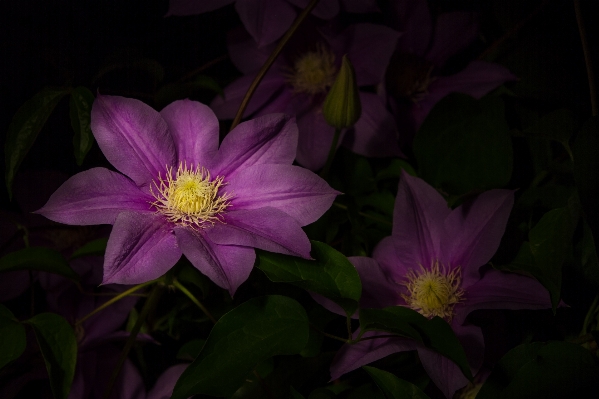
519;108;573;154
69;86;95;165
375;159;417;181
0;304;26;370
171;295;309;399
477;341;599;399
4;87;69;197
256;241;362;317
25;313;77;399
346;383;386;399
413;93;513;195
359;307;472;380
0;247;79;281
69;237;108;260
363;366;430;399
176;339;206;361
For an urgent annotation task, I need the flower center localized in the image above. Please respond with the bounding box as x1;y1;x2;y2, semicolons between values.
288;44;336;95
150;162;231;229
386;52;435;102
402;260;464;321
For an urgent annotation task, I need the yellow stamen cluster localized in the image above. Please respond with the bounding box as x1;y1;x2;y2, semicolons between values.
288;44;337;95
402;260;464;321
151;162;231;229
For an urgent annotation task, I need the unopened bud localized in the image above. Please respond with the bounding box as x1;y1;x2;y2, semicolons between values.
322;55;361;129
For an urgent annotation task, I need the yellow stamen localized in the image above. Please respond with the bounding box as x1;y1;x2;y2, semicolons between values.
287;44;337;95
150;162;231;229
402;260;464;321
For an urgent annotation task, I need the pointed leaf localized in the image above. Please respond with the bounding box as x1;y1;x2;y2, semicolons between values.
25;313;77;399
363;366;431;399
0;305;26;370
0;247;79;281
171;295;309;399
69;237;108;260
256;241;362;316
69;86;95;165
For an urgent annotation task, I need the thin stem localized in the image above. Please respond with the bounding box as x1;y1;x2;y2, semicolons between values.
75;280;155;326
581;294;599;335
346;314;352;341
354;334;402;343
320;128;341;179
333;202;393;226
229;0;321;131
309;323;348;343
102;284;163;399
574;0;598;117
172;279;217;324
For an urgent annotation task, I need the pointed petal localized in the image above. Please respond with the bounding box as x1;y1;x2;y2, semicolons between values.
295;108;339;171
416;347;470;399
443;190;514;287
211;113;298;178
225;163;339;225
350;256;403;308
372;236;411;284
236;0;297;46
165;0;235;16
343;92;403;158
206;207;312;258
393;0;432;57
36;167;153;225
227;26;272;74
91;95;176;187
175;227;255;295
287;0;339;19
160;99;220;166
147;364;188;399
103;212;181;284
426;12;479;67
210;71;286;119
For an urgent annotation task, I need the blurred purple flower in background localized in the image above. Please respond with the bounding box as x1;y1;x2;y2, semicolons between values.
37;96;338;295
326;172;554;398
212;23;402;170
165;0;378;46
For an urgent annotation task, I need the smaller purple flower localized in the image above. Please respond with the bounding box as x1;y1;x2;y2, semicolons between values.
165;0;378;47
37;96;339;295
212;23;402;170
325;172;554;398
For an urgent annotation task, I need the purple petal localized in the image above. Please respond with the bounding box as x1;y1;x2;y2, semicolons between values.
160;99;220;167
165;0;235;16
331;332;418;380
454;268;553;325
426;12;479;67
372;236;410;284
393;0;432;57
287;0;339;19
412;61;517;130
236;0;297;47
416;347;470;399
206;207;311;258
147;364;189;399
210;71;286;120
327;23;400;87
36;168;153;226
343;92;403;158
175;227;255;295
341;0;378;13
443;190;514;287
81;292;138;347
91;95;176;187
210;113;298;178
350;256;403;308
295;107;339;171
103;212;181;284
225;163;339;225
227;26;272;74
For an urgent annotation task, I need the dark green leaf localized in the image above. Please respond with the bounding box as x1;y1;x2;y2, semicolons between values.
290;386;306;399
363;366;430;399
69;238;107;260
375;159;417;181
477;341;599;399
308;388;337;399
0;247;79;281
176;339;206;361
359;307;472;380
0;304;26;370
580;221;599;289
256;241;362;317
346;383;386;399
520;108;573;146
69;86;95;165
4;87;69;197
25;313;77;399
171;295;309;398
413;93;513;195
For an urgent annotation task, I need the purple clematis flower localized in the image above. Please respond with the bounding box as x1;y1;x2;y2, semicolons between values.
384;0;517;146
165;0;378;47
37;96;339;295
211;23;402;171
326;172;554;398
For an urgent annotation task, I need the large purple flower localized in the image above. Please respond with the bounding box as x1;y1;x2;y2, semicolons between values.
327;172;554;398
37;96;339;295
385;0;517;144
165;0;378;47
211;23;401;170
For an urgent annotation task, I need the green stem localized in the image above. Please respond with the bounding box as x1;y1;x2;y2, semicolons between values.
172;279;217;324
574;0;598;117
75;280;155;326
229;0;321;131
309;323;348;343
320;128;341;179
102;284;163;399
582;294;599;335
